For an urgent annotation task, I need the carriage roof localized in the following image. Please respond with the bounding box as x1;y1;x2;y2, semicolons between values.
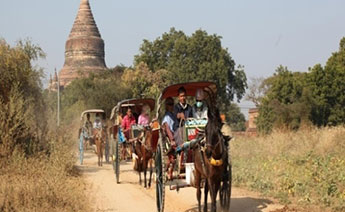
110;98;155;120
80;109;105;121
160;81;217;100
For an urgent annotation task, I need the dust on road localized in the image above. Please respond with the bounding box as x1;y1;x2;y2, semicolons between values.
77;151;284;212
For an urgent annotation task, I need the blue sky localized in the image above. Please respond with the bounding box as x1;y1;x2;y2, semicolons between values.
1;0;345;112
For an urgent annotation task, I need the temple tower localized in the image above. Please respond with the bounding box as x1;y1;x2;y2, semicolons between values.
59;0;106;87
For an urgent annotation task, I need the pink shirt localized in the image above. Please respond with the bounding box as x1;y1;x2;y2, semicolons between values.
138;114;150;126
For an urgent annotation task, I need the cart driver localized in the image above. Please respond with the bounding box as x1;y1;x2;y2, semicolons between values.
192;88;208;120
173;86;193;129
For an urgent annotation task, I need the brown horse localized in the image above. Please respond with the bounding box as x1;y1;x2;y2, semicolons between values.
193;95;229;212
133;127;159;188
94;128;106;166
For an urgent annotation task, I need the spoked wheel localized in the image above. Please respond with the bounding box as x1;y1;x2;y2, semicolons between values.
155;136;166;212
79;134;84;165
115;136;120;184
220;143;232;211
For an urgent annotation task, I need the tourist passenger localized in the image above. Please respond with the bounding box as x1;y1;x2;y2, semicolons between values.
121;108;136;160
162;97;178;147
121;108;136;140
93;113;102;129
162;97;178;180
138;104;151;127
192;89;208;120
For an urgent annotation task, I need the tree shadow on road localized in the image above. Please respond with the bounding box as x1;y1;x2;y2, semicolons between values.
184;197;274;212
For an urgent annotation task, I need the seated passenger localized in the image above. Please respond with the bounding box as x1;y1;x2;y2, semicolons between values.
138;104;151;127
162;97;178;180
192;88;208;120
93;113;102;130
162;97;178;147
84;113;93;137
121;108;136;140
173;86;193;129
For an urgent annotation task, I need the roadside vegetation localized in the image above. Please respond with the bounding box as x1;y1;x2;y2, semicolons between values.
0;39;91;211
231;127;345;211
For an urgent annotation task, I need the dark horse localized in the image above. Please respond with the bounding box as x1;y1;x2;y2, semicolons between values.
193;94;230;212
133;127;159;188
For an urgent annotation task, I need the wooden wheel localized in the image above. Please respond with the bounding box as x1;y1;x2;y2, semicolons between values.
115;135;120;184
155;134;166;212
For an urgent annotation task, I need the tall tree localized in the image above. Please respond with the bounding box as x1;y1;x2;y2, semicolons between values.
307;37;345;126
134;28;247;105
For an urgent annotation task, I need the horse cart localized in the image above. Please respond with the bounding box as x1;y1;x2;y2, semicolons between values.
109;98;158;184
154;82;232;212
78;109;106;165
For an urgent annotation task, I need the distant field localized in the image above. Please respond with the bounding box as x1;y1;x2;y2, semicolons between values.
231;127;345;211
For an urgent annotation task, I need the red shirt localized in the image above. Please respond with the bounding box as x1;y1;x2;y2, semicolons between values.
121;115;136;138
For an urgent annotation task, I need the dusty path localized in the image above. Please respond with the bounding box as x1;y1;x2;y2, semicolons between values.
77;151;285;212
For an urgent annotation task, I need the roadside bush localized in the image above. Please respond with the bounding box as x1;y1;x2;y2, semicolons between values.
0;131;91;212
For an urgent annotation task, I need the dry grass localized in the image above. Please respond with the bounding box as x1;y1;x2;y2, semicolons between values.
0;133;91;212
231;126;345;211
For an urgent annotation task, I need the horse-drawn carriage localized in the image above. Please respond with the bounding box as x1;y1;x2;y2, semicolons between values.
154;82;232;212
78;109;106;166
109;98;158;185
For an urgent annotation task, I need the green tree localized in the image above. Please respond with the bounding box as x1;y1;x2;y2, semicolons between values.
256;66;312;133
60;69;132;123
307;37;345;126
134;28;247;105
121;62;169;99
225;103;246;131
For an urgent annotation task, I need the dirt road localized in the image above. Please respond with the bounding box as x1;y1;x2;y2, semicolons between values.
77;151;285;212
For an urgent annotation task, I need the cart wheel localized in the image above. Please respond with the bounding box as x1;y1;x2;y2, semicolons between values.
155;135;166;212
220;142;232;211
115;137;120;184
79;134;84;165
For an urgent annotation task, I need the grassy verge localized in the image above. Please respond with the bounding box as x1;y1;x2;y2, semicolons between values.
0;133;91;212
231;127;345;211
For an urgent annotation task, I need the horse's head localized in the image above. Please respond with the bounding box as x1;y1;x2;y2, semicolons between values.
94;128;106;142
204;91;224;159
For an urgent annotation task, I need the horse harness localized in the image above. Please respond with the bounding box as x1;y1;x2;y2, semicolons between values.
194;131;225;176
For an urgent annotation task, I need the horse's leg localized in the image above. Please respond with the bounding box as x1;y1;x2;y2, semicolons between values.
138;158;142;185
144;163;147;188
101;144;104;166
204;179;208;212
209;179;218;212
148;159;153;188
195;170;202;212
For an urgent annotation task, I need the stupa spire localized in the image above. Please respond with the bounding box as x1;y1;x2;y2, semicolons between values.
59;0;106;87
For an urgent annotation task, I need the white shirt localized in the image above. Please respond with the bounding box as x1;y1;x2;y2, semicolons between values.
162;112;175;133
93;120;102;129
